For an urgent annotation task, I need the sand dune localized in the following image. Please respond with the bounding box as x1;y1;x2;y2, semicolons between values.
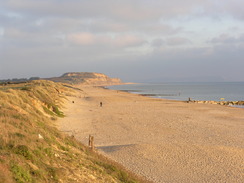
57;85;244;183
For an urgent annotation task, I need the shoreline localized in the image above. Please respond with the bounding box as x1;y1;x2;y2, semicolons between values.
106;83;244;108
58;85;244;183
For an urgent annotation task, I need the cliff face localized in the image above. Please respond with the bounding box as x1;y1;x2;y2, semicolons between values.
48;72;122;85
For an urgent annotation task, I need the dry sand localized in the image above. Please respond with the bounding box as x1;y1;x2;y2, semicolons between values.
57;85;244;183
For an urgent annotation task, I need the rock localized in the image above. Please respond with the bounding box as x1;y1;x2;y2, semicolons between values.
38;134;44;139
193;100;244;106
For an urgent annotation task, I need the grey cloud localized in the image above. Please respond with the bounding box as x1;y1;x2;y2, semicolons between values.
222;1;244;20
139;24;183;35
166;37;192;46
152;38;165;47
66;32;147;48
99;44;244;82
210;33;244;44
202;0;244;20
85;19;183;35
5;0;160;20
5;0;207;20
1;35;244;82
137;45;244;82
3;0;244;24
88;20;130;33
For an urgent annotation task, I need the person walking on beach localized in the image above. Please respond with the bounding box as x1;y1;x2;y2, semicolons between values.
100;102;103;107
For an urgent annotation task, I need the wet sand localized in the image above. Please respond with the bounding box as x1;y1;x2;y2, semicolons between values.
58;85;244;183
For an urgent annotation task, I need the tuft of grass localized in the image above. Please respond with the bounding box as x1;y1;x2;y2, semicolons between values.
11;162;32;183
14;133;25;139
14;145;33;161
20;86;31;91
43;106;55;116
43;147;53;157
46;166;58;182
43;105;64;117
118;171;135;183
58;144;69;152
52;105;64;117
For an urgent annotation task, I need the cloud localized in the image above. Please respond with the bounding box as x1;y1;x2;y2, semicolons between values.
113;35;146;47
4;0;207;20
226;1;244;20
88;20;130;33
67;32;95;45
151;38;165;47
203;0;244;20
67;32;146;48
5;0;160;20
4;0;243;25
210;33;244;44
166;37;191;46
139;24;183;35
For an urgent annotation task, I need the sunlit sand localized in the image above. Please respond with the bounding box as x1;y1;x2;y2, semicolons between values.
58;85;244;183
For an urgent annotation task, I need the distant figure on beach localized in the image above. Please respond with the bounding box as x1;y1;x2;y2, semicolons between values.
100;102;103;107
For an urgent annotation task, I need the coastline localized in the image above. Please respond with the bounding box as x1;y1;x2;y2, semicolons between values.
107;82;244;109
57;84;244;183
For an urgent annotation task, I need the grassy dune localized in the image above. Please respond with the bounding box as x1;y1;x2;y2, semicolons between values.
0;80;144;183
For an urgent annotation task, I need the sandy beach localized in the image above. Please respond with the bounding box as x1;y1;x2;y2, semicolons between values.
57;85;244;183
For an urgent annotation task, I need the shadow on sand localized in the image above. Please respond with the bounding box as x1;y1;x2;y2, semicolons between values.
96;144;136;153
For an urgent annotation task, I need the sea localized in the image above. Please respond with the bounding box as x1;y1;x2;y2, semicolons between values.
107;82;244;108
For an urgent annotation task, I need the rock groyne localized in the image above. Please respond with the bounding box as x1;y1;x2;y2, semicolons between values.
189;100;244;106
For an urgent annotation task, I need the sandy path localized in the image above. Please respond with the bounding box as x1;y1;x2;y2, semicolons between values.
58;85;244;183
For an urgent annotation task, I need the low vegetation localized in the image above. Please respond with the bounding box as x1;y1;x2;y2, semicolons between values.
0;80;145;183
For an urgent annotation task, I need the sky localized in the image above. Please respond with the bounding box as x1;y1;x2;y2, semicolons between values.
0;0;244;82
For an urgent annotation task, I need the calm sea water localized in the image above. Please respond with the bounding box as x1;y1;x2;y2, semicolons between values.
108;82;244;103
